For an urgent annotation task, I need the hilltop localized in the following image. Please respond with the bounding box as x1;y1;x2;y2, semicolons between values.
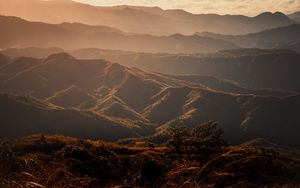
1;53;300;148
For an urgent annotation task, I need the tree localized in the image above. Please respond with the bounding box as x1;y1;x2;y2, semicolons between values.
192;121;223;139
167;125;190;153
167;121;227;158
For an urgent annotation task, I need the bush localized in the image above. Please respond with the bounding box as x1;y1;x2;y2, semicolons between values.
167;121;227;158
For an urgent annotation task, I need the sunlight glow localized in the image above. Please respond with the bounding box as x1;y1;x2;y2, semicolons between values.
73;0;300;16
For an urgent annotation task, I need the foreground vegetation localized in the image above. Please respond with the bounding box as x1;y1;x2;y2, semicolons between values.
1;122;299;188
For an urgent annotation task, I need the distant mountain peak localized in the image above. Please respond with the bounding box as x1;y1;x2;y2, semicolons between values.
256;11;289;20
45;53;75;62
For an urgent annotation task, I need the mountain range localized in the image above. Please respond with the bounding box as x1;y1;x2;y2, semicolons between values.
1;53;300;148
198;24;300;53
1;14;299;54
0;15;238;53
6;47;297;93
0;1;299;186
0;0;297;35
70;48;300;92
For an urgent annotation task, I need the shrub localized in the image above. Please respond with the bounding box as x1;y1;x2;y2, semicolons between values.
167;121;227;158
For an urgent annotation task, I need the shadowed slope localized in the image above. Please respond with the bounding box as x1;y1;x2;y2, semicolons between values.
95;95;148;122
1;53;300;147
0;93;155;140
157;92;300;147
0;57;41;78
72;48;300;92
46;85;98;109
1;53;108;98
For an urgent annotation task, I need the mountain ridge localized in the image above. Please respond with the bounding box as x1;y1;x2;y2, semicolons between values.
0;15;238;53
0;0;294;35
1;53;300;147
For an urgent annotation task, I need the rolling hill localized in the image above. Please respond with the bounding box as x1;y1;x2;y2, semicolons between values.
0;93;153;140
2;47;299;94
69;48;300;92
0;15;237;53
1;53;300;147
0;0;294;35
198;24;300;52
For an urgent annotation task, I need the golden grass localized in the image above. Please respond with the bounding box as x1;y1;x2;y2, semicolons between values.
1;135;299;188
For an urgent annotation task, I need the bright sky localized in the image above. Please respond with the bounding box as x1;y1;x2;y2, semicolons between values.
74;0;300;16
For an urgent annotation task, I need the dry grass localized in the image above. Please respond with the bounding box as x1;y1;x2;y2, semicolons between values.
0;135;299;188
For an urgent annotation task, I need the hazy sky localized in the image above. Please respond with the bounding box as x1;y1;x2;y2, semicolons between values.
74;0;300;16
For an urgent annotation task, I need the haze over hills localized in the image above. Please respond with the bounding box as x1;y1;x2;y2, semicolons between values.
0;15;238;53
0;0;300;186
1;48;297;96
1;14;299;54
0;0;295;35
289;11;300;22
198;24;300;53
37;48;299;93
2;47;300;93
0;53;300;148
12;48;300;95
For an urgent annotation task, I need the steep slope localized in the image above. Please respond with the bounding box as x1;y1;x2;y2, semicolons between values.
113;73;164;111
0;15;237;53
95;95;148;122
69;48;300;92
46;85;98;109
0;57;41;78
3;47;299;94
0;0;294;35
156;89;300;147
143;86;193;124
0;94;150;140
155;88;246;143
1;53;109;98
1;53;300;147
238;95;300;148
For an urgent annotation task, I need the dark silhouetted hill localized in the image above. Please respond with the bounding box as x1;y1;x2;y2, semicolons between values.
63;48;300;92
46;85;98;109
1;53;300;147
0;93;152;140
